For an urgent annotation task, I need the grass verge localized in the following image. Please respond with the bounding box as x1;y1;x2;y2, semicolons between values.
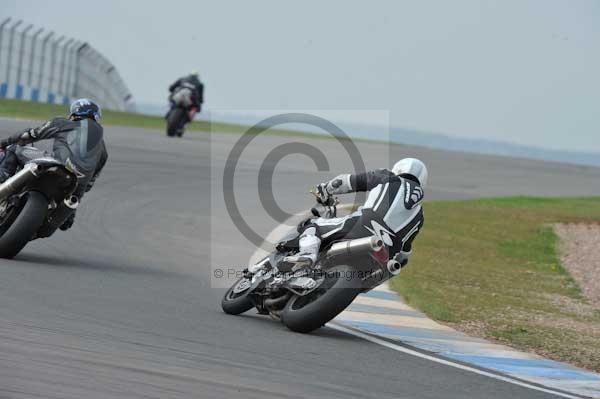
0;98;336;140
390;197;600;371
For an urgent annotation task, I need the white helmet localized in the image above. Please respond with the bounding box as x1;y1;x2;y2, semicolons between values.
392;158;428;188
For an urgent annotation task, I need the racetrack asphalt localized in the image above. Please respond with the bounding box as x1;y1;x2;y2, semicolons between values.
1;118;600;399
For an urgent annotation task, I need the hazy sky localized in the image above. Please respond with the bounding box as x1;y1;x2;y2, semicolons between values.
3;1;599;152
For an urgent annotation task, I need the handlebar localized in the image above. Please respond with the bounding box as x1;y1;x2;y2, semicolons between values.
309;188;338;218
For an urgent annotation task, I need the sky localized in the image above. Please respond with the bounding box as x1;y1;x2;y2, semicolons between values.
2;0;599;152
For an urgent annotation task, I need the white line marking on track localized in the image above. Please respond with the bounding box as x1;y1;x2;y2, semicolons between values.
329;323;585;399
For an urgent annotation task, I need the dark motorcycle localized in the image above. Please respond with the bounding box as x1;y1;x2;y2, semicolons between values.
166;87;197;137
221;191;404;333
0;157;79;258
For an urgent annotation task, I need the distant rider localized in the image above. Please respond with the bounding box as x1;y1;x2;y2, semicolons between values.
274;158;427;272
167;71;204;118
0;98;108;231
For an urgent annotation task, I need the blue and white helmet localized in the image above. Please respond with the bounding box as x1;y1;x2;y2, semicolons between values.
69;98;102;122
392;158;428;188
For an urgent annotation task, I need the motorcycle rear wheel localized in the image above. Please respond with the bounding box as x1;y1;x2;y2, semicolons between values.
166;108;186;137
281;264;361;333
0;191;48;259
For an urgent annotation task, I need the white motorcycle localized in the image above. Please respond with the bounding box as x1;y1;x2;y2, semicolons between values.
221;191;403;333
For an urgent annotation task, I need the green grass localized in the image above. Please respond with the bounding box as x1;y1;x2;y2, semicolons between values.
390;197;600;371
0;98;341;141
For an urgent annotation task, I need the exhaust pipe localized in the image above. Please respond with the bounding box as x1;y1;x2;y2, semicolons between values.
0;163;41;200
326;236;383;258
64;195;79;209
387;259;402;275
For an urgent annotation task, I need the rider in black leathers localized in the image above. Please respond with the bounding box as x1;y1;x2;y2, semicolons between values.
0;99;108;230
168;72;204;115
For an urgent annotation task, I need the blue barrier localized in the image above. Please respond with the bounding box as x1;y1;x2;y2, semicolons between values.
15;84;23;99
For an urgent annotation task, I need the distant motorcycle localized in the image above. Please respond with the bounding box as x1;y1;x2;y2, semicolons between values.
166;86;198;137
221;191;403;333
0;157;79;258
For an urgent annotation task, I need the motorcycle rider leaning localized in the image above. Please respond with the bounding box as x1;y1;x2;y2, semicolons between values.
274;158;427;272
0;98;108;231
168;71;204;117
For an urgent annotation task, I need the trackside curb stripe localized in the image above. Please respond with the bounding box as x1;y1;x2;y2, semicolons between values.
328;323;586;399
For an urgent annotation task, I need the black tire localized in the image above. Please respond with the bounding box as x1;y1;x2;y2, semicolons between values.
281;265;361;333
166;108;186;137
0;192;48;259
221;277;254;315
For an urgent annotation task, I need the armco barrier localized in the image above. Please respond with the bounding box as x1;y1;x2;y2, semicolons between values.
0;17;133;111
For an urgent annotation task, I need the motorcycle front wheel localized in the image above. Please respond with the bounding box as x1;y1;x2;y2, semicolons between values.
281;264;361;333
221;276;254;315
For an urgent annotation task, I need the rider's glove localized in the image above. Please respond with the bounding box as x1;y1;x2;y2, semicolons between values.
315;183;334;206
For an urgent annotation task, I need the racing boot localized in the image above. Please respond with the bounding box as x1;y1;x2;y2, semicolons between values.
0;170;11;184
0;148;18;184
278;228;321;272
59;212;76;231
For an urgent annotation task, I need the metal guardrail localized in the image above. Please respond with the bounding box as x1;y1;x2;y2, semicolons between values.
0;17;134;111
